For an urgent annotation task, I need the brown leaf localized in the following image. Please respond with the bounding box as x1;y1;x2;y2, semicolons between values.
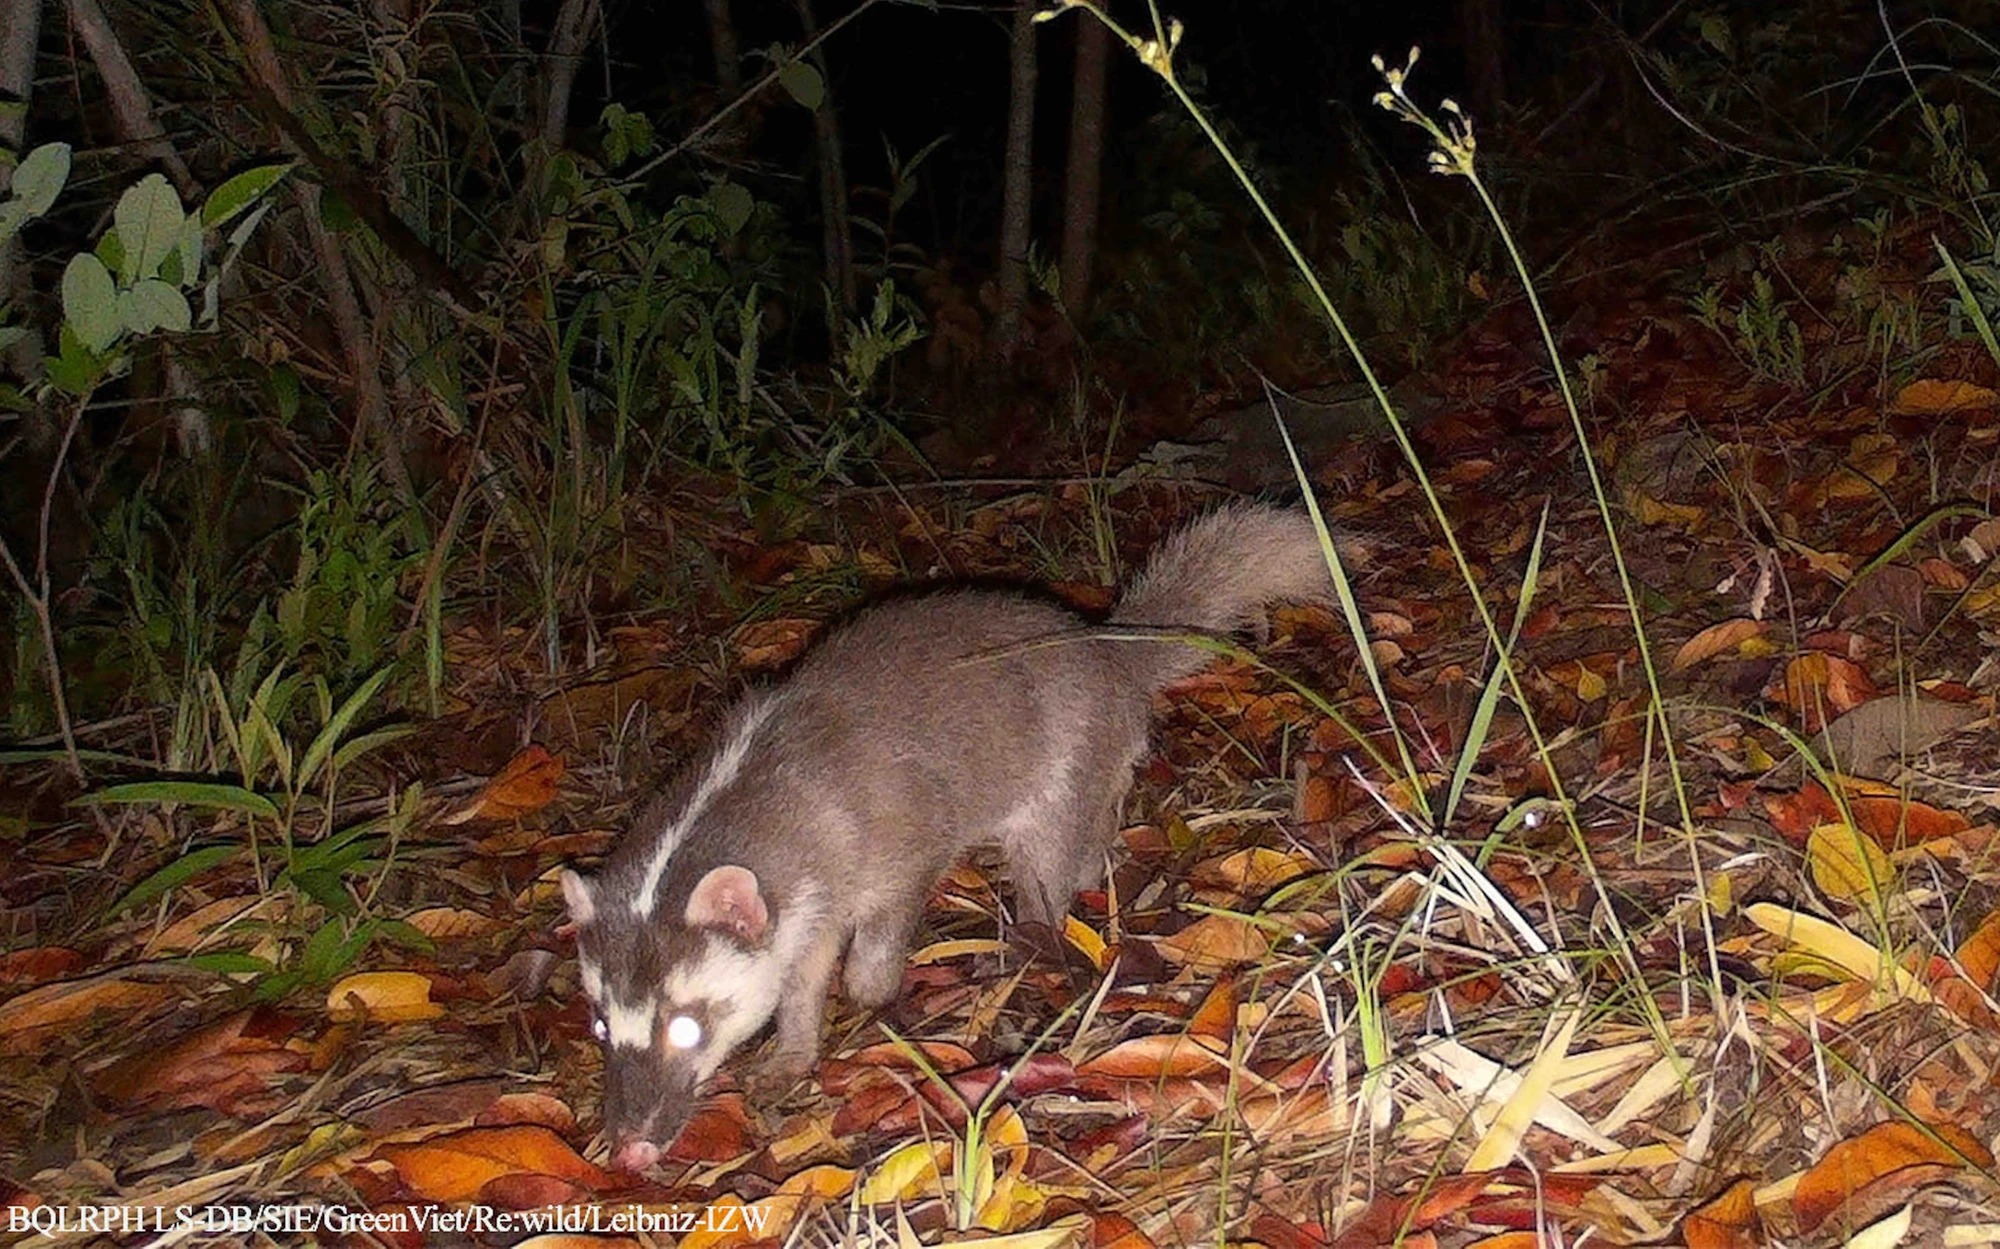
93;1007;305;1114
445;746;565;824
368;1124;616;1204
1671;618;1768;672
405;906;507;941
0;975;177;1054
1791;1119;1992;1233
1188;974;1238;1041
0;946;84;985
733;618;819;670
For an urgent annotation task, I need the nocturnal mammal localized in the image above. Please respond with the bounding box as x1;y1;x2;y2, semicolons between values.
560;504;1337;1171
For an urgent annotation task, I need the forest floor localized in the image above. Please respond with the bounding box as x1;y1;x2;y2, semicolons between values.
9;216;2000;1248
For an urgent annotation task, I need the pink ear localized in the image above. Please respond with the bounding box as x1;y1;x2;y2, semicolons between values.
685;865;769;943
559;869;597;927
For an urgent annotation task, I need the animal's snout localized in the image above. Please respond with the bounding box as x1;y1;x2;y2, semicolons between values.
611;1137;663;1172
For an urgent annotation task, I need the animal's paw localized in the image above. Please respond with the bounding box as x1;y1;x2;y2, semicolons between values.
744;1047;815;1101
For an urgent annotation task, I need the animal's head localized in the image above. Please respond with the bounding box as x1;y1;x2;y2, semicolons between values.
561;863;782;1171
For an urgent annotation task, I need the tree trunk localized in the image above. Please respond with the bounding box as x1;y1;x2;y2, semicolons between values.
539;0;601;155
991;0;1037;357
793;0;854;326
62;0;193;195
703;0;741;96
0;0;42;386
1058;15;1105;321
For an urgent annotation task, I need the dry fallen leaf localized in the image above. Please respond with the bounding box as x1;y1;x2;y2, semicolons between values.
368;1124;616;1204
1153;914;1269;970
0;974;178;1054
325;971;445;1023
1671;618;1768;672
1890;378;1998;416
1806;822;1893;909
1791;1119;1991;1234
92;1007;305;1114
442;745;565;824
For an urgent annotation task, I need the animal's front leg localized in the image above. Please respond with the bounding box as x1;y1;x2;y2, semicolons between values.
751;922;844;1093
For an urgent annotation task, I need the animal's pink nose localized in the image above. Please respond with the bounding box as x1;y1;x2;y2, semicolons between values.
612;1138;662;1172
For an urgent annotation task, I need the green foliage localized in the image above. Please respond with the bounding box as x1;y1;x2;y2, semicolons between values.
268;466;424;689
83;659;423;999
1691;270;1808;387
45;164;288;395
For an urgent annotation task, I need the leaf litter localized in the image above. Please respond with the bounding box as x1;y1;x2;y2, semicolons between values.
14;258;2000;1247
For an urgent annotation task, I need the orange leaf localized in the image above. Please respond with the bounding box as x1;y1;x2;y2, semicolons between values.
1077;1033;1234;1081
1960;909;2000;990
1671;619;1767;672
1153;914;1268;970
0;946;84;985
1188;974;1238;1041
369;1124;614;1204
1791;1120;1992;1233
1683;1178;1760;1249
473;746;565;821
326;971;444;1023
1891;379;1998;415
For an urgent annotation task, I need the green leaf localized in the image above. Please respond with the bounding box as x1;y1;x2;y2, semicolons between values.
376;919;435;955
113;174;186;282
173;214;203;288
76;780;280;820
95;227;125;277
118;279;192;336
202;163;292;229
710;181;754;236
299;665;398;790
11;142;69;216
61;252;120;353
290;868;355;915
778;60;824;111
46;323;104;396
108;844;241;915
0;200;28;248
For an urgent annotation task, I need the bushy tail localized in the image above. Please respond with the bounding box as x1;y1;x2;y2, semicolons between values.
1110;504;1336;689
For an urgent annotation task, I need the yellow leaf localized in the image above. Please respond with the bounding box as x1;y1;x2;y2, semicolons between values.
909;938;1011;965
1707;870;1735;917
1807;822;1892;908
1463;1009;1581;1172
325;971;444;1023
1744;903;1929;1002
1063;917;1108;971
1575;666;1608;702
858;1140;948;1205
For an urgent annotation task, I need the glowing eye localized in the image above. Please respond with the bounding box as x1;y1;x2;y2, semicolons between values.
591;1017;608;1042
666;1015;702;1050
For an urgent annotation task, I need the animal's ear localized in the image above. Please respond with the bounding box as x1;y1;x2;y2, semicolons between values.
685;865;769;944
559;869;597;928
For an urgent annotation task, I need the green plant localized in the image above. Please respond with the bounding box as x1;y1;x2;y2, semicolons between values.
0;146;287;774
1691;269;1808;386
81;660;425;1000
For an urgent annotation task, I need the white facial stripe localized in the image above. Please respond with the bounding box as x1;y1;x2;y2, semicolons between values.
632;697;777;919
602;996;658;1050
579;957;604;1002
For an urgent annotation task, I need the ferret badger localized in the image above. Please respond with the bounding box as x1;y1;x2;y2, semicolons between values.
561;504;1335;1170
